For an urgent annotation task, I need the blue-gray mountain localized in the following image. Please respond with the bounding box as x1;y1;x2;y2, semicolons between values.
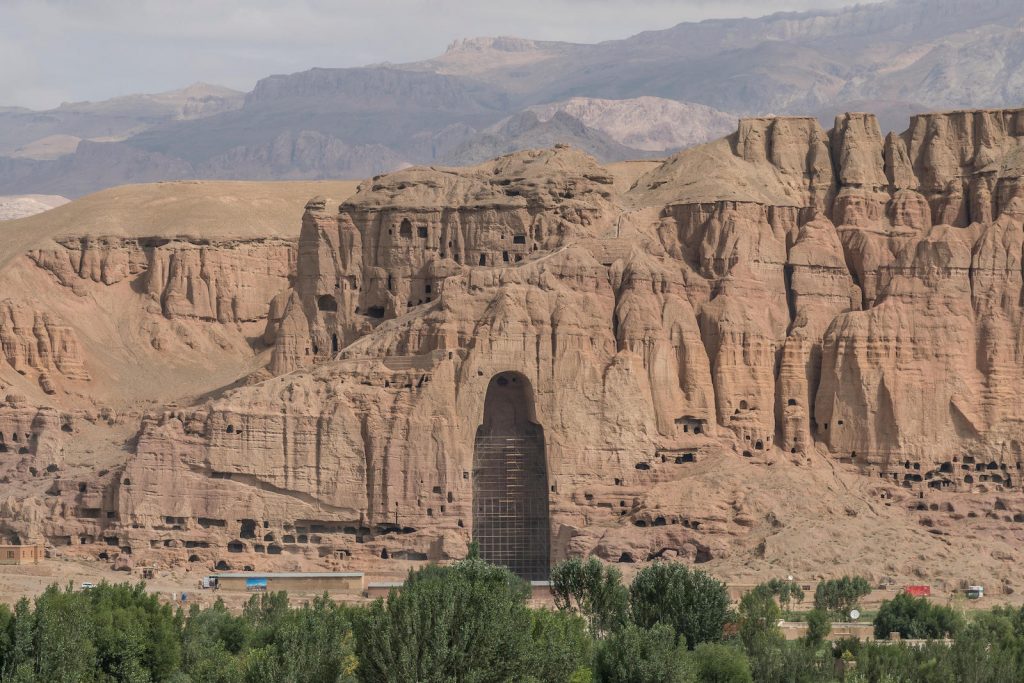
0;0;1020;196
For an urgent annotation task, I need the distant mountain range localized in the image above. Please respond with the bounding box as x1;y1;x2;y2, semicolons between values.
0;194;68;221
1;0;1021;197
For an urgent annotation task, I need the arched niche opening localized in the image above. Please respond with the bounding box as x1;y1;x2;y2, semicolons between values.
317;294;338;312
472;371;549;580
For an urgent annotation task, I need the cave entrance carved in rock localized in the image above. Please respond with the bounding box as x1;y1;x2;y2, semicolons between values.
472;372;550;580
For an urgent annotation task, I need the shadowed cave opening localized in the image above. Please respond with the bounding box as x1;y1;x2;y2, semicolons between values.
317;294;338;312
472;372;550;580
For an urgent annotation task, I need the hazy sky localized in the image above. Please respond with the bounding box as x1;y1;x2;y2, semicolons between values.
1;0;879;110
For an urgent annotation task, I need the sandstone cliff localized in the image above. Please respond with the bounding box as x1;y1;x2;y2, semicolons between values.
6;111;1024;590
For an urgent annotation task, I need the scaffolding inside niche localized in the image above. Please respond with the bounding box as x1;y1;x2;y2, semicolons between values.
472;432;550;581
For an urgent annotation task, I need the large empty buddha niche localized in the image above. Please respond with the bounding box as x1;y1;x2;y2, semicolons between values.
472;372;550;580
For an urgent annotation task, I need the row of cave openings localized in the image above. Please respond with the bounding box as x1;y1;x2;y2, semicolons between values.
309;220;547;327
903;497;1024;526
618;542;714;565
0;430;31;455
390;217;535;265
0;421;73;454
633;450;697;473
880;455;1019;490
125;516;436;568
303;332;343;358
314;280;423;322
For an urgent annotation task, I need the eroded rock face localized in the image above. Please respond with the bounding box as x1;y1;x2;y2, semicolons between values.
9;110;1024;585
268;147;618;374
30;236;296;323
0;300;90;388
0;392;74;469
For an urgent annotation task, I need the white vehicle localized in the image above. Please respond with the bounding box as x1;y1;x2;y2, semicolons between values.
201;576;218;589
80;581;96;590
966;585;984;599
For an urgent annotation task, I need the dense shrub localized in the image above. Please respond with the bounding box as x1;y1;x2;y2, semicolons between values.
526;608;594;683
594;623;689;683
873;592;963;640
629;562;730;647
688;642;752;683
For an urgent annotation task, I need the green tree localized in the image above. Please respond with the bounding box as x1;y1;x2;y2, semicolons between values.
688;642;752;683
3;597;35;679
776;643;834;683
873;592;963;640
737;588;782;651
804;609;831;647
550;557;629;636
947;622;1021;683
853;640;956;683
181;600;248;683
242;646;283;683
760;579;805;613
242;590;291;646
629;563;730;648
0;603;13;669
969;609;1019;649
813;577;871;620
736;587;786;683
526;608;594;683
242;593;357;683
32;584;97;683
86;581;183;682
568;670;594;683
986;605;1024;638
353;557;534;682
594;623;690;683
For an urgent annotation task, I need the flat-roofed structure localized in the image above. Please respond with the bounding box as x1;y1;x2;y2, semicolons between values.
0;544;42;565
210;571;363;593
365;581;404;599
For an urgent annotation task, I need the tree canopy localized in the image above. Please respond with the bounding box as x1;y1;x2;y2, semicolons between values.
629;562;731;647
813;576;872;620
